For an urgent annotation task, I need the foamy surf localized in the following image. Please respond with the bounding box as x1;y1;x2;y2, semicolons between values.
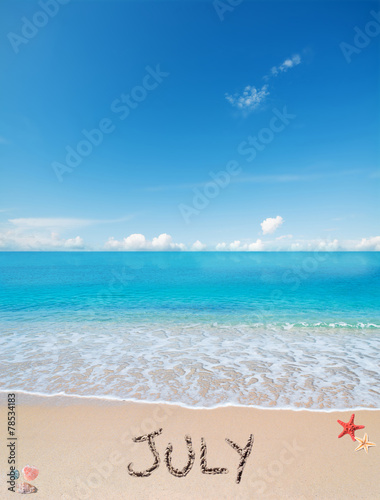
1;321;379;410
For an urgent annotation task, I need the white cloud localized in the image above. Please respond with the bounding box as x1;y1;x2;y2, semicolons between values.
152;233;186;251
276;234;293;240
225;85;269;111
215;242;227;251
248;239;264;251
0;216;90;250
104;233;186;251
191;240;206;251
229;240;242;251
354;236;380;251
63;236;84;248
270;54;301;77
115;233;145;250
216;239;264;251
0;230;84;250
261;216;284;235
105;234;148;250
289;239;340;251
318;239;339;251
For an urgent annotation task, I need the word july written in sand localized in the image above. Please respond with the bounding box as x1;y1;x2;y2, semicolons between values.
127;428;254;484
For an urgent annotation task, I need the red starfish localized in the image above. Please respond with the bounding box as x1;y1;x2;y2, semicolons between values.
337;414;365;441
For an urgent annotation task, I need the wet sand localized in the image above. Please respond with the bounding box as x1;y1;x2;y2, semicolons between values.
0;393;379;499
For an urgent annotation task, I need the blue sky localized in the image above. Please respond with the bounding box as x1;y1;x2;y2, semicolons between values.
0;0;379;251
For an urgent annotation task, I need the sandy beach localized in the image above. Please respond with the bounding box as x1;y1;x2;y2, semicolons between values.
1;393;379;499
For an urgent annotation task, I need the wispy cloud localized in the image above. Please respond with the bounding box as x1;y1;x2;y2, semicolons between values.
225;84;269;111
9;216;132;230
225;53;302;112
147;175;294;193
238;173;317;184
267;54;301;78
144;169;366;193
9;218;95;229
276;234;293;240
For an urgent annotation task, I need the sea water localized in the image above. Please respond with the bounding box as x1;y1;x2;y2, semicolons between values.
0;252;379;409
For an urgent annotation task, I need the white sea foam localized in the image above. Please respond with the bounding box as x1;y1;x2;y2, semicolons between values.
1;321;379;409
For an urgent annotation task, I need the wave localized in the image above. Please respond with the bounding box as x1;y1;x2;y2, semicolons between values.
1;389;380;413
1;321;380;410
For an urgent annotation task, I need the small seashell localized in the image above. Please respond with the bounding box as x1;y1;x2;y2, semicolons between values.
22;465;39;481
17;482;38;494
14;469;20;480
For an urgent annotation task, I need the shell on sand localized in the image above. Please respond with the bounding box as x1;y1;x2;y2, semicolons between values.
22;465;39;481
17;482;38;494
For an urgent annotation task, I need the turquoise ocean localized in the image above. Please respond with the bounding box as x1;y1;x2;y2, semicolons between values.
0;252;379;409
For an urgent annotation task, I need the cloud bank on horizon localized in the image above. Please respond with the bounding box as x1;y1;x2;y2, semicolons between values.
105;233;186;251
0;216;379;251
